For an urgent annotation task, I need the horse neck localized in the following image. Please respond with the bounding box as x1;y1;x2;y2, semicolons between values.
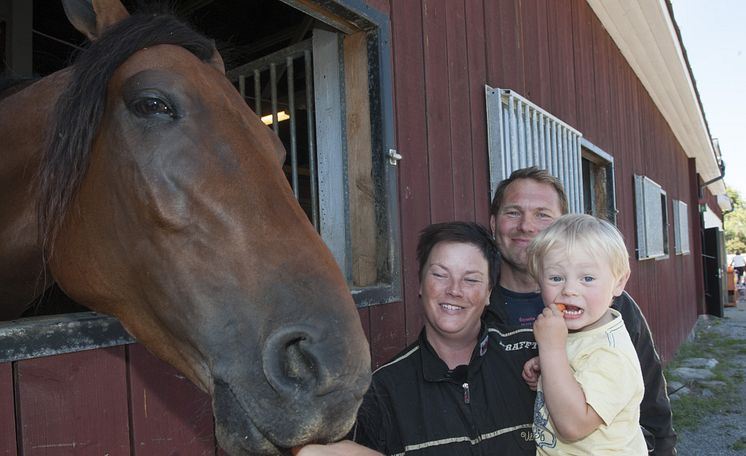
0;69;70;318
0;70;70;181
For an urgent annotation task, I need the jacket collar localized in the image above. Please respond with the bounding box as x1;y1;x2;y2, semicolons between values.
419;323;489;383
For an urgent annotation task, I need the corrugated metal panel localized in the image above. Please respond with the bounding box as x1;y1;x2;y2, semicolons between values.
486;86;584;213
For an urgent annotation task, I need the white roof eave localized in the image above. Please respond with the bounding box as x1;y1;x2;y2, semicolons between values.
585;0;725;195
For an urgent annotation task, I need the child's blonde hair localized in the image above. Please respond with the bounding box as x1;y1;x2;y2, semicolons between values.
526;214;630;282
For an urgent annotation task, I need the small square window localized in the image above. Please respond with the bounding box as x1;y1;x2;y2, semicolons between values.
634;175;668;260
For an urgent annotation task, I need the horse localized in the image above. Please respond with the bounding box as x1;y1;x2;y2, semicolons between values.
0;0;371;454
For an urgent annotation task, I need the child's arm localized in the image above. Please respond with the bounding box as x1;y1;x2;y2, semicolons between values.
534;305;604;441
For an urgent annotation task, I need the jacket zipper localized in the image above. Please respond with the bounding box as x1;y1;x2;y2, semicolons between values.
462;382;470;404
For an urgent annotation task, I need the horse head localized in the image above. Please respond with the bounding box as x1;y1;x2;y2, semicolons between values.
37;1;371;454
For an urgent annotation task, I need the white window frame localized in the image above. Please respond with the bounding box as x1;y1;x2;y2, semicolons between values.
673;199;691;255
634;175;668;260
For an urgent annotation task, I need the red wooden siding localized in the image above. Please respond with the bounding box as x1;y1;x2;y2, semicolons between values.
1;345;216;455
128;344;214;455
390;0;428;354
464;0;490;225
0;363;15;456
369;0;705;363
16;348;130;455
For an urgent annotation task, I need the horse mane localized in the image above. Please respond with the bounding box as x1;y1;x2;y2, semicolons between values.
37;10;216;259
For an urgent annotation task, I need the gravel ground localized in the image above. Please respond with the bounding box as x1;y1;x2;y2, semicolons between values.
674;289;746;455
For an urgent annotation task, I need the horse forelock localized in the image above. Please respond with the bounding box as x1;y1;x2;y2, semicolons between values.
37;10;216;260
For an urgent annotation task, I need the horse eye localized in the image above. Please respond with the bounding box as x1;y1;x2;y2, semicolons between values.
130;97;176;119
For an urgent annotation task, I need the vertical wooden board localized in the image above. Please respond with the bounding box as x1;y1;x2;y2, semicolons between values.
369;302;408;369
128;344;214;456
570;0;597;136
390;0;430;344
486;0;525;92
546;0;577;126
607;51;626;225
17;347;130;456
613;64;634;236
688;159;706;316
591;21;613;149
520;0;551;105
483;0;502;86
445;0;476;222
623;73;643;238
0;363;16;456
465;0;490;224
423;0;455;222
344;31;378;286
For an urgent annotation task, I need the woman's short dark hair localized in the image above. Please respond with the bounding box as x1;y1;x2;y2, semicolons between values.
416;222;499;288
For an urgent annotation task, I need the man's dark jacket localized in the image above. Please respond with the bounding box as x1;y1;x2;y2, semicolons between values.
486;288;677;455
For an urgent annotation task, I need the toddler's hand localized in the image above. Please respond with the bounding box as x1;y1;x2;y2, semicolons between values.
533;304;568;347
522;356;541;391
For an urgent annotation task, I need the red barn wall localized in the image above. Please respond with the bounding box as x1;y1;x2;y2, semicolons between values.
362;0;706;366
0;345;215;455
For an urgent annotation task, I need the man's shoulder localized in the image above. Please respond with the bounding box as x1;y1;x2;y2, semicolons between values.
612;291;644;319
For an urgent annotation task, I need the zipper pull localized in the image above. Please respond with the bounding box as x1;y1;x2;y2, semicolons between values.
462;382;470;404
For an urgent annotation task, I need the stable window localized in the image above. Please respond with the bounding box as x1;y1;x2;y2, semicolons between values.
581;139;616;224
673;199;691;255
226;2;400;307
485;86;583;213
634;175;668;260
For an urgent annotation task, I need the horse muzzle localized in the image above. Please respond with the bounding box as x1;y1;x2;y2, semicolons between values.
211;323;371;455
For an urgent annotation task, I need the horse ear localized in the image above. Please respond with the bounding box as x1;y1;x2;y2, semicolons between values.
62;0;129;41
209;43;226;74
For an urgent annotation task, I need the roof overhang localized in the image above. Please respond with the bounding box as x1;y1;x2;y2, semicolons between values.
586;0;726;195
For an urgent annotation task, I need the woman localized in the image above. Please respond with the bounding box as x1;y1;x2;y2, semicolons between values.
302;222;536;455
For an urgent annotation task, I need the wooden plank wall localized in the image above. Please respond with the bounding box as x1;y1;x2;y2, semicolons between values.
0;345;215;455
363;0;704;365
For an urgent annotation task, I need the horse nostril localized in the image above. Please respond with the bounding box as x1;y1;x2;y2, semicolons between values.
284;337;315;384
263;327;323;395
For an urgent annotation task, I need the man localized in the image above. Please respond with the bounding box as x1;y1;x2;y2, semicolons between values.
485;167;677;455
731;251;745;286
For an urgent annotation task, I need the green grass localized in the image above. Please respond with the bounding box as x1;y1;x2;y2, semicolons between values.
731;436;746;451
665;319;745;431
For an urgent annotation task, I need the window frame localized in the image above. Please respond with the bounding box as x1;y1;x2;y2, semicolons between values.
634;174;668;260
288;0;402;307
673;199;691;255
580;139;617;224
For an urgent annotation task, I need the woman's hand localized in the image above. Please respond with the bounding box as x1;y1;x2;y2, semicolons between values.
295;441;383;456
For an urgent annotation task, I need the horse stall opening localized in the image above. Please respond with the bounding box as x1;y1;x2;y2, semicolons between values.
1;0;387;454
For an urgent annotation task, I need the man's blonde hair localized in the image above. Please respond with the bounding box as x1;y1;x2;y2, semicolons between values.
526;214;630;282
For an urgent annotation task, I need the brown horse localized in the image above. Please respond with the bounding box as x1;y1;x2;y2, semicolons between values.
0;0;370;454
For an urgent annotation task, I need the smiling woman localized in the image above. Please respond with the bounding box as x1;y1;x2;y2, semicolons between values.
416;223;497;368
345;221;537;456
